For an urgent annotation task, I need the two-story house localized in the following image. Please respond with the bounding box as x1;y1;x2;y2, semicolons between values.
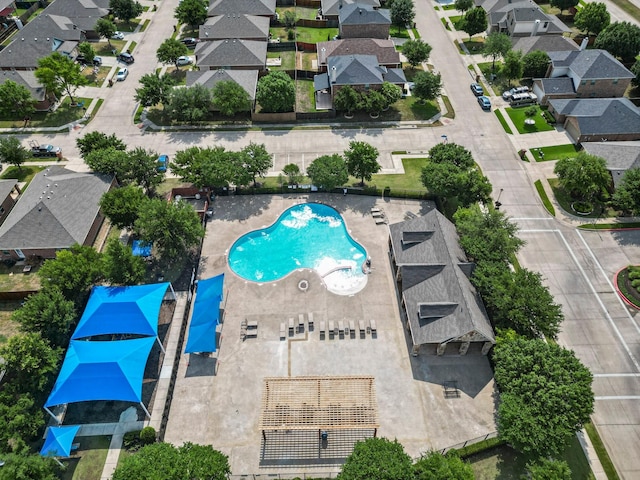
480;0;569;37
320;0;380;21
199;14;270;42
338;4;390;39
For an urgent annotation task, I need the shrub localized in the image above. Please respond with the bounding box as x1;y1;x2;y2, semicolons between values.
140;426;157;445
631;279;640;289
287;29;296;40
123;430;142;451
525;106;537;117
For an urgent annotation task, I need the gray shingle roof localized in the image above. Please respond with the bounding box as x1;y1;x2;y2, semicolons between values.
321;0;380;17
550;49;634;80
314;73;330;91
200;14;269;40
44;0;109;31
583;141;640;187
327;54;405;86
511;7;547;22
208;0;276;17
317;38;400;67
0;166;113;250
195;39;267;68
186;69;258;100
536;77;575;95
338;3;390;25
511;35;578;55
551;98;640;136
389;211;495;346
0;70;46;101
0;180;17;204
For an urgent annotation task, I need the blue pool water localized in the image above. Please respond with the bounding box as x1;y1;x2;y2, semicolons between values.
228;203;367;290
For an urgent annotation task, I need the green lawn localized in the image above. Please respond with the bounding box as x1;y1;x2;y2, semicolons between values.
535;179;555;216
372;157;428;192
449;15;464;30
0;300;22;342
269;26;338;43
276;6;317;20
548;178;616;218
494;109;513;134
267;51;295;70
0;262;42;292
95;40;126;56
531;144;581;162
60;436;111;480
140;19;150;32
0;97;91;128
459;38;485;54
296;79;317;112
114;19;141;32
1;165;45;185
390;25;411;38
505;106;555;134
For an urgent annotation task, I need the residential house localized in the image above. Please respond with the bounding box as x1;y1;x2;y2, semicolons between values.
534;49;635;104
511;35;578;56
317;38;400;72
338;4;390;39
207;0;276;18
582;141;640;187
0;70;51;110
0;180;20;226
320;0;380;21
200;14;270;41
44;0;109;39
186;69;258;110
0;166;114;260
481;0;570;37
548;98;640;143
195;39;267;70
388;209;495;356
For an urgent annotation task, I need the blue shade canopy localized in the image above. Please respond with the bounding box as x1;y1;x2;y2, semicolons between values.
71;283;170;340
132;240;152;257
45;337;156;408
40;425;81;458
184;274;224;353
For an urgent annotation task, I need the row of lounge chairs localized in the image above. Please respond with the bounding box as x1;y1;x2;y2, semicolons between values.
319;319;376;339
371;207;388;225
280;313;314;339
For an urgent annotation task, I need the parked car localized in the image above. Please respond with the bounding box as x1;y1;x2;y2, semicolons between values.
176;56;193;66
31;144;62;157
509;92;538;107
502;86;529;100
116;67;128;81
93;56;103;66
112;31;125;40
470;83;483;96
180;37;198;49
117;52;135;64
477;96;491;110
157;155;168;173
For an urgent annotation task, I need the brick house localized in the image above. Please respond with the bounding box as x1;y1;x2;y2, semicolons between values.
338;4;390;39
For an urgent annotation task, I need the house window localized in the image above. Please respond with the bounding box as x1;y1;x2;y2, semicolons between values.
364;83;369;90
613;78;619;84
580;80;586;85
1;251;9;256
590;80;596;85
589;93;596;97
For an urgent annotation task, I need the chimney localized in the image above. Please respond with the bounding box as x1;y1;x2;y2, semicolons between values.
530;19;540;37
331;65;337;83
580;36;588;51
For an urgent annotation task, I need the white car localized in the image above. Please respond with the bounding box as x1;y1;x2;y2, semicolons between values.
176;56;193;66
111;31;125;40
116;67;128;81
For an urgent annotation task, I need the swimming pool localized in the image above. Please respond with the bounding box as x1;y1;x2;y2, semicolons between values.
228;203;368;295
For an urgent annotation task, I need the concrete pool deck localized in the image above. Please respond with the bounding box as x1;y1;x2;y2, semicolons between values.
164;194;497;476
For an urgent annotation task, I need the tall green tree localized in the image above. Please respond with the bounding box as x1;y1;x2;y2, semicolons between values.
283;163;303;185
171;146;238;188
282;10;297;29
550;0;579;14
413;451;474;480
493;336;594;457
100;185;148;230
256;71;295;113
102;237;146;285
0;453;57;480
125;147;165;194
76;131;126;158
612;168;640;215
526;458;572;480
421;162;491;207
77;41;96;65
594;21;640;63
85;146;131;182
307;154;348;191
363;90;386;115
156;38;190;68
110;0;143;24
0;136;29;171
482;32;511;71
35;52;89;104
241;142;273;186
344;141;380;186
428;143;475;169
135;72;176;107
134;198;205;259
212;80;252;116
166;84;212;124
0;392;45;454
334;85;361;115
461;7;487;40
0;80;35;119
502;49;524;85
390;0;415;29
574;2;610;35
412;71;442;103
402;39;432;68
380;82;402;108
338;437;413;480
554;152;610;200
174;0;207;29
454;0;473;13
95;18;117;48
522;50;550;78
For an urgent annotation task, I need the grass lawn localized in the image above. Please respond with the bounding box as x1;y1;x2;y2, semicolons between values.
276;6;317;20
390;25;411;38
392;96;439;121
372;157;428;192
440;17;450;30
163;67;188;85
442;95;455;119
459;38;485;54
82;65;110;86
0;97;91;128
449;15;464;30
114;19;141;32
531;144;581;162
300;51;315;70
0;262;42;292
584;423;622;479
296;26;338;43
296;79;317;112
494;110;513;134
505;105;555;134
535;179;555;216
548;178;616;218
140;19;150;32
0;300;22;343
60;436;111;480
96;40;126;56
268;51;295;70
403;65;424;81
442;4;457;9
1;165;45;186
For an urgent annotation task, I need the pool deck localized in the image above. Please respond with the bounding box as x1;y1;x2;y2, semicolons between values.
164;194;497;476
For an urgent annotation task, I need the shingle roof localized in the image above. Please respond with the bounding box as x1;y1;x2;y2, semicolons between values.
511;7;547;22
207;0;276;17
536;77;575;95
389;210;495;346
321;0;380;17
195;39;267;68
583;141;640;187
327;54;405;86
0;166;113;250
317;38;400;66
44;0;109;31
551;98;640;136
550;49;634;80
0;70;47;101
338;3;390;25
200;14;269;40
511;35;578;55
186;69;258;100
0;180;17;204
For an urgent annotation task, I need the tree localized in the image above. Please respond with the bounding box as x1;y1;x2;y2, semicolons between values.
334;85;361;115
0;392;45;454
413;451;474;480
102;238;146;285
77;41;96;65
457;169;492;206
283;163;303;185
594;21;640;63
522;50;550;78
390;0;415;30
157;38;189;68
453;205;525;264
35;52;88;104
421;163;491;207
613;168;640;215
344;141;380;186
454;0;473;13
574;2;610;35
380;82;402;108
241;142;273;186
212;80;252;116
493;336;594;457
95;18;117;48
282;10;297;29
125;147;165;194
632;59;640;87
413;71;442;103
502;49;524;85
428;143;474;169
363;90;386;115
110;0;143;24
550;0;579;14
402;39;432;68
165;84;212;124
0;333;61;395
338;437;413;480
307;154;348;191
135;72;176;107
0;454;57;480
174;0;207;29
12;288;77;349
76;131;126;158
38;244;104;307
171;146;239;188
526;458;572;480
256;71;295;113
135;198;205;259
461;7;487;40
0;136;29;171
85;146;131;181
554;152;610;200
0;80;35;119
482;32;511;71
100;185;148;229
